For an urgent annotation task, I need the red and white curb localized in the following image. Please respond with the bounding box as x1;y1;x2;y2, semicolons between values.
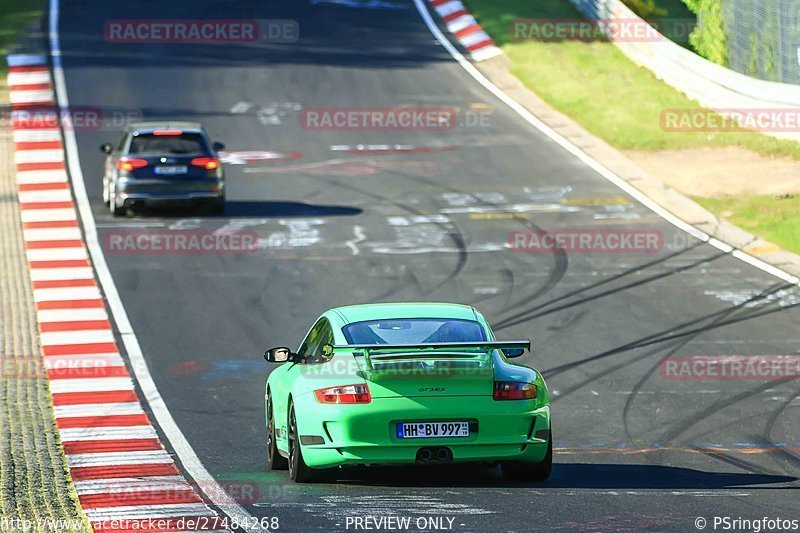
427;0;501;61
7;53;225;532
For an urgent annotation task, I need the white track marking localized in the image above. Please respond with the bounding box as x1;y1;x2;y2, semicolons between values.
20;208;76;222
8;70;51;85
45;354;124;368
38;307;108;321
23;227;83;241
67;450;174;468
49;1;265;529
33;285;100;302
459;31;491;48
83;504;213;521
18;189;72;203
469;46;503;62
54;402;143;418
15;149;65;164
30;267;95;282
13;129;62;142
9;89;54;104
59;426;158;442
16;169;69;184
411;0;800;287
73;476;187;495
49;377;133;394
445;14;476;33
27;247;88;262
435;1;463;17
40;329;116;346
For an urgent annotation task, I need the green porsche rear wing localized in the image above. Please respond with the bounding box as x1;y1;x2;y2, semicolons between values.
332;341;531;371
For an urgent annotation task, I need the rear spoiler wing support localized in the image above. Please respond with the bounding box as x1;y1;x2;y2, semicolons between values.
332;341;531;372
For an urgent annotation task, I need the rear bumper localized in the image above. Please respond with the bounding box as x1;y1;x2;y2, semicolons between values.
115;179;224;206
292;394;550;469
119;191;223;207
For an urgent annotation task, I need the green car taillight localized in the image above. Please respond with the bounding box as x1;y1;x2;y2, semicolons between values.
493;381;537;400
314;384;372;404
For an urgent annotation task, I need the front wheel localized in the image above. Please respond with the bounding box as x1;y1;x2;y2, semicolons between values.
502;432;552;482
266;394;288;471
287;403;315;483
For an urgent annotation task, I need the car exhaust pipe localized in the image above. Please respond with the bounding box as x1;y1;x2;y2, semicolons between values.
416;447;453;464
417;447;434;463
435;447;452;462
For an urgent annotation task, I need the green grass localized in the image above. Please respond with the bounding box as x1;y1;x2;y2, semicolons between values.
463;0;800;160
694;195;800;255
0;0;45;77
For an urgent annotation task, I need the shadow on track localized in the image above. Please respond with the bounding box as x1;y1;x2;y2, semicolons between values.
130;200;363;218
292;463;797;489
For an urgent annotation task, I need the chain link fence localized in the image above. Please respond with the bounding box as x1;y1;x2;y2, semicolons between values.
722;0;800;84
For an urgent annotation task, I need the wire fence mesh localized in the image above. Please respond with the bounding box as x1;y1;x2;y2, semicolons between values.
722;0;800;84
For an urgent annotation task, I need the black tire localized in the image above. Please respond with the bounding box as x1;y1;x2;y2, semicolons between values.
110;198;126;217
266;393;288;471
287;402;315;483
502;433;553;482
201;197;225;215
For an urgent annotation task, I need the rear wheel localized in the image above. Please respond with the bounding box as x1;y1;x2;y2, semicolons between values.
287;403;315;483
266;393;288;471
201;196;225;215
502;432;552;482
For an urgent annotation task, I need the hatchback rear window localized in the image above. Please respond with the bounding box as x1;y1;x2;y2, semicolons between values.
128;132;209;155
342;318;487;345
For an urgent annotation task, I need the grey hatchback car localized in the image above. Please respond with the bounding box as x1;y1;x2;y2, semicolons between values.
101;122;225;216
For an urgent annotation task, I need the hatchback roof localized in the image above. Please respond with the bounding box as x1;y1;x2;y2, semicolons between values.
127;121;205;133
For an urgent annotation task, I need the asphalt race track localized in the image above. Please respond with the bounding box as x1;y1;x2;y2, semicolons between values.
56;0;799;530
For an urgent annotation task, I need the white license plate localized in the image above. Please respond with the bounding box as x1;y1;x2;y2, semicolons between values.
154;165;188;175
397;421;469;439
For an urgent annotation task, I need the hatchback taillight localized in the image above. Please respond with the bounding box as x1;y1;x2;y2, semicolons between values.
314;384;371;404
493;381;537;400
116;158;148;171
191;157;220;170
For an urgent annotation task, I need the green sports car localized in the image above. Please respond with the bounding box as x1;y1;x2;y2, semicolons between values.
263;302;551;482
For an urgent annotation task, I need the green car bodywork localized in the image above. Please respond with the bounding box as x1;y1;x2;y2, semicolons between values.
263;302;551;482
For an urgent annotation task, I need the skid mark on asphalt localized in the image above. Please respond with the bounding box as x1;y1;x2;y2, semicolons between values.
256;494;493;524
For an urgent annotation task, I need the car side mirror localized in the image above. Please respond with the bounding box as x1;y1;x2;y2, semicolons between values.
100;143;113;154
502;348;525;358
265;346;293;363
212;141;225;152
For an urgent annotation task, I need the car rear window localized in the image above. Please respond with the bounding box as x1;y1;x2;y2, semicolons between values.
128;132;209;155
342;318;487;345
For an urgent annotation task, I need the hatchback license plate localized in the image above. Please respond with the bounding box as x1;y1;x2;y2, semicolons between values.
397;421;469;439
154;165;188;175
